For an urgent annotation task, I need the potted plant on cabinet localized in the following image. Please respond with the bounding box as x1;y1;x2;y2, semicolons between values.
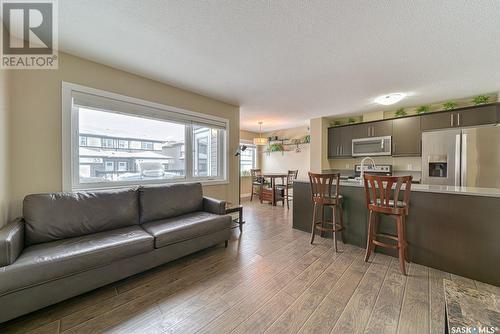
395;108;407;117
472;95;490;105
443;101;457;110
416;105;430;114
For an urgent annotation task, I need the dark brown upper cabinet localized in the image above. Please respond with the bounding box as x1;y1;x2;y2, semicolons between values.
327;127;341;158
352;120;392;139
339;126;353;157
392;116;421;156
420;111;455;131
327;126;353;158
457;104;497;127
421;104;498;131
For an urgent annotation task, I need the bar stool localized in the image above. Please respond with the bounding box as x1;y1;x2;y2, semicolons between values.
308;172;345;252
363;175;413;275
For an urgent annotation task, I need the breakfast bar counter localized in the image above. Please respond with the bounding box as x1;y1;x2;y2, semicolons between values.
292;179;500;286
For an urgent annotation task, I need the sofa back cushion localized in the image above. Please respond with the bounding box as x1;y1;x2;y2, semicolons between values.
139;183;203;223
23;188;139;246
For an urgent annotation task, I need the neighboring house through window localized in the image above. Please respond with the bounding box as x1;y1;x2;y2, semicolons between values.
63;82;228;190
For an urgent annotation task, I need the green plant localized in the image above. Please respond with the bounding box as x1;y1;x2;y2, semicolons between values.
442;101;457;110
416;105;430;114
331;120;341;127
269;143;284;152
303;135;310;143
394;108;407;117
472;95;490;105
347;117;356;124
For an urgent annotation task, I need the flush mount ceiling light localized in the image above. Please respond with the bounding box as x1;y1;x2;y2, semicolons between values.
253;121;269;145
374;93;407;105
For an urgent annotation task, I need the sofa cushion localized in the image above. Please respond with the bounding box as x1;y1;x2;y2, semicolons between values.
139;183;203;223
23;188;139;246
141;212;232;248
0;226;153;296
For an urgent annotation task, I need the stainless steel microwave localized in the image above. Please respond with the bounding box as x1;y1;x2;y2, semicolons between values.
352;136;392;157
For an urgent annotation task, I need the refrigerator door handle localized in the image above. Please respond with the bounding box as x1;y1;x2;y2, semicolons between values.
454;134;461;186
461;133;467;186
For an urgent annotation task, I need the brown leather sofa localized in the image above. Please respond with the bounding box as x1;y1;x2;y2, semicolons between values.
0;183;232;323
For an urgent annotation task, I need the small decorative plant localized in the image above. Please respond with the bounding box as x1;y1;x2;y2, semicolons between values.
394;108;407;117
332;120;341;127
347;117;356;124
472;95;490;105
302;135;310;143
442;101;457;110
416;105;430;114
269;143;284;152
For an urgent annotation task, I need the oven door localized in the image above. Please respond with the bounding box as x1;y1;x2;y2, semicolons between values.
352;136;392;157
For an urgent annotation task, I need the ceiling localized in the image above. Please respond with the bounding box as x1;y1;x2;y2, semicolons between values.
59;1;500;132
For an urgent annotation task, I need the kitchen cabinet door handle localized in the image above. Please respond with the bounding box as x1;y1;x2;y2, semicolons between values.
457;113;461;126
340;146;343;155
451;114;454;127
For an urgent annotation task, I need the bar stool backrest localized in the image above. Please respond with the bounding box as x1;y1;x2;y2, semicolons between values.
308;172;341;204
363;175;413;212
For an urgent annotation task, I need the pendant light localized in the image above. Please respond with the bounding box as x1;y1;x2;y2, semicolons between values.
253;121;269;145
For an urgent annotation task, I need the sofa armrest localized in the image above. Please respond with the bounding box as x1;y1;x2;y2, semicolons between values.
0;218;24;267
203;197;227;215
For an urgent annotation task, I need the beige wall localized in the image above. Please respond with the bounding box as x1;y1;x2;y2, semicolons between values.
309;117;330;172
239;130;259;197
240;130;259;142
259;125;310;180
0;70;9;227
6;52;240;219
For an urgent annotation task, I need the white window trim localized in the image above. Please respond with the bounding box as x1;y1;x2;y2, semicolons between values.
239;140;257;176
62;82;230;191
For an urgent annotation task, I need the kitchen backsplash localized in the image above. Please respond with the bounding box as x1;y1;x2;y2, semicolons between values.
327;156;421;171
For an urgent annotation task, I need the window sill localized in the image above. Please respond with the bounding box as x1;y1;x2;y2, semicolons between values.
70;178;229;192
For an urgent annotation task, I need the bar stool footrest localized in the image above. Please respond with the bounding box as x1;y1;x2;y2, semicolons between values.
375;233;399;241
373;240;398;249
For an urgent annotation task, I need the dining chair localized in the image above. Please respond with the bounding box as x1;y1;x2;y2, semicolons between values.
363;175;413;275
250;169;264;202
277;170;298;209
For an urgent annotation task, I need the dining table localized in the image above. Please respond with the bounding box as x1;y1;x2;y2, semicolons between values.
262;172;289;206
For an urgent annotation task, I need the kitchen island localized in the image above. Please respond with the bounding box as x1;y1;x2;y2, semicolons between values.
293;178;500;286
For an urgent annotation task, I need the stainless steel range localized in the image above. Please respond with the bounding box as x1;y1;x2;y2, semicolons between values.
354;164;393;178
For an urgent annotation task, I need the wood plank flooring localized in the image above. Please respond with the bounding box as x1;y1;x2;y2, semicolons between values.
1;199;499;334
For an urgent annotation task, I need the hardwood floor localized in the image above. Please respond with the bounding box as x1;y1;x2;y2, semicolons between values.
1;199;498;334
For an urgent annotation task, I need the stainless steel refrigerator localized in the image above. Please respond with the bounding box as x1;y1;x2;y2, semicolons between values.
422;125;500;188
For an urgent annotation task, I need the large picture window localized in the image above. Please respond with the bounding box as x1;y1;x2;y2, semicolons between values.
63;83;228;190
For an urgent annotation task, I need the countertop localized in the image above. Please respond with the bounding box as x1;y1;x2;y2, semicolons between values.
293;178;500;198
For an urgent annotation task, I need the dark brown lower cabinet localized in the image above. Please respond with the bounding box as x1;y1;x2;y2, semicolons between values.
292;181;500;286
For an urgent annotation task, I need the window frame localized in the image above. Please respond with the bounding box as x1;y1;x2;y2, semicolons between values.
239;141;257;176
62;82;229;191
